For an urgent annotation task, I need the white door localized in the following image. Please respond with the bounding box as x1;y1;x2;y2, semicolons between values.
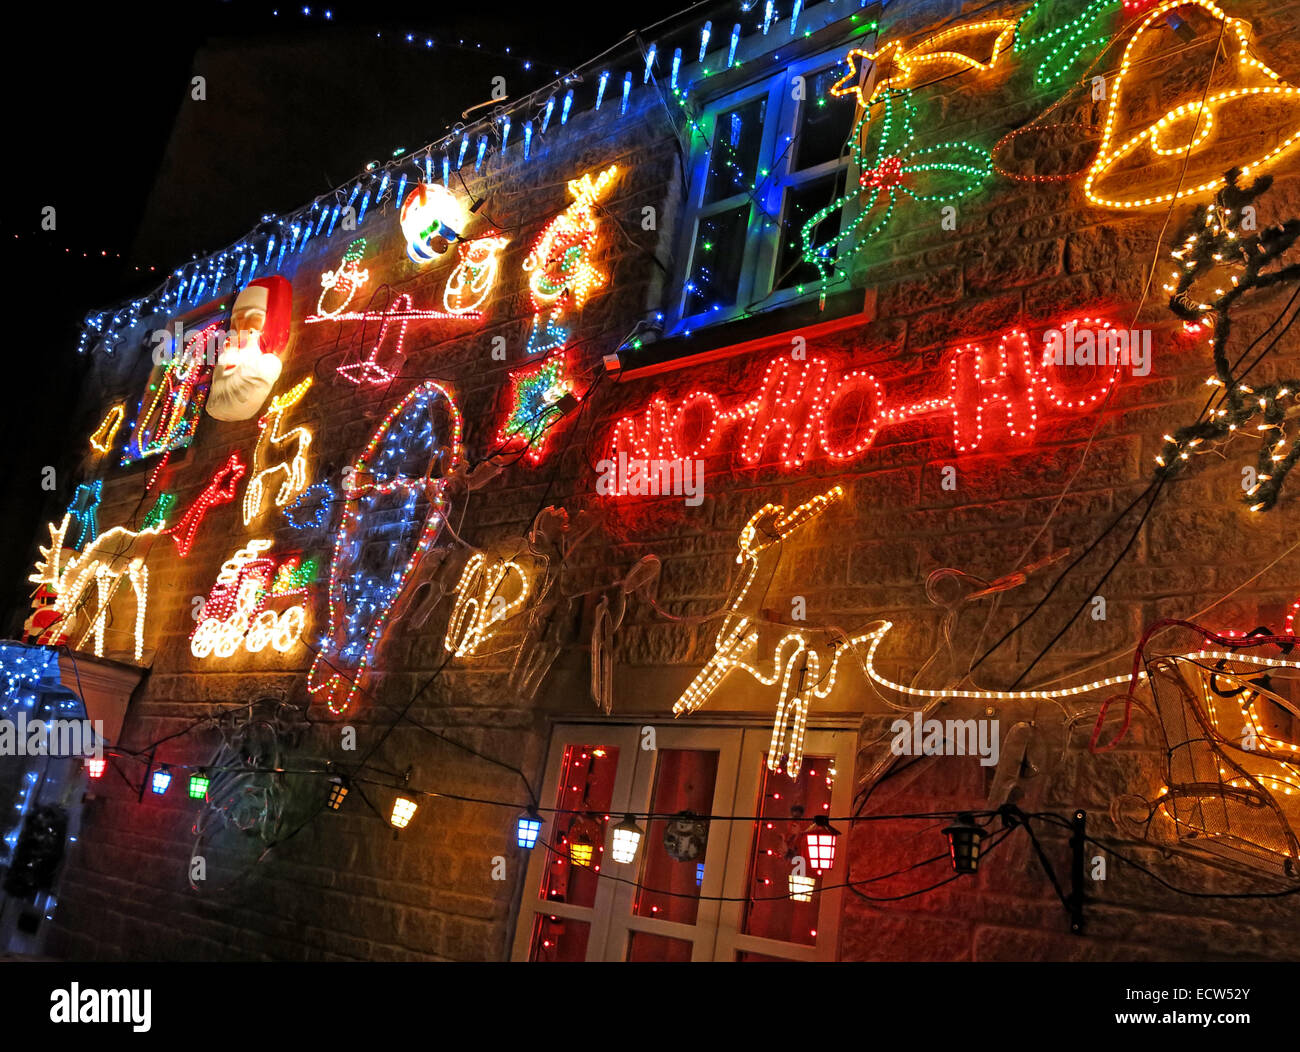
512;722;854;962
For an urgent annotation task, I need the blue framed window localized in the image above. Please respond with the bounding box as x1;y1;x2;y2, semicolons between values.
669;48;862;334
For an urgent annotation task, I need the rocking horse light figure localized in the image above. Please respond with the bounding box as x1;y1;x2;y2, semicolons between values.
672;485;877;777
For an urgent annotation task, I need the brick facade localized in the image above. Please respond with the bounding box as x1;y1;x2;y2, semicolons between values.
25;0;1300;960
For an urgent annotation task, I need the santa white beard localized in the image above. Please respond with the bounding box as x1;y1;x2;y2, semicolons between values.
206;343;283;421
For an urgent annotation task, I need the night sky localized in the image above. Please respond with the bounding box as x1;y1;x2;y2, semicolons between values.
0;0;688;624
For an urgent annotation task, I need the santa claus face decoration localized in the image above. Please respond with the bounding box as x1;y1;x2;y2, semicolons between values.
400;183;470;264
206;276;293;422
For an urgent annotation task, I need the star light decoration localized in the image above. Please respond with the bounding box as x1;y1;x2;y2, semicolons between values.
167;453;247;558
838;20;1017;105
495;354;576;463
801;85;990;285
1156;170;1300;511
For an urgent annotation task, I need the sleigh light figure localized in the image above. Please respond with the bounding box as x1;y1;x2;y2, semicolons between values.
1138;641;1300;878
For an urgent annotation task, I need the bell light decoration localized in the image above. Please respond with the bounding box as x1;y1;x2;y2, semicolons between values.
943;814;987;875
517;808;543;849
150;765;172;796
400;183;470;264
390;795;419;829
610;816;645;864
804;814;841;872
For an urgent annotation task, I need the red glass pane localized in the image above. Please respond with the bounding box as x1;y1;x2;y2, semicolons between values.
626;930;694;962
633;749;719;925
529;914;590;962
538;745;619;910
741;755;835;947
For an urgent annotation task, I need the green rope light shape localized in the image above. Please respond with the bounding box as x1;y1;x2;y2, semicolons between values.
800;89;990;286
1013;0;1121;89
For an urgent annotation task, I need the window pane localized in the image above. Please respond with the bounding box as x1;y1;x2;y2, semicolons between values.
704;95;768;204
529;914;590;961
627;931;694;961
538;744;619;910
774;174;845;291
741;755;836;947
634;749;720;925
793;66;859;171
684;205;749;317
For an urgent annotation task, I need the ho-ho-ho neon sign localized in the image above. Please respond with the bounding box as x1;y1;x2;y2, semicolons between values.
601;316;1139;485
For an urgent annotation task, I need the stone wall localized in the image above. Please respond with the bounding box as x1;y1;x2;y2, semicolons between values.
30;0;1300;960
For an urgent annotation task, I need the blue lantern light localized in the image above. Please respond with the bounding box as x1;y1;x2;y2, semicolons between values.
517;809;543;849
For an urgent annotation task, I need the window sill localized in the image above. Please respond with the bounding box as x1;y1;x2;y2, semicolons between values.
619;286;874;379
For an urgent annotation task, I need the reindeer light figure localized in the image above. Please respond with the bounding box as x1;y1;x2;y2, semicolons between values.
243;377;314;525
29;511;169;662
672;485;876;777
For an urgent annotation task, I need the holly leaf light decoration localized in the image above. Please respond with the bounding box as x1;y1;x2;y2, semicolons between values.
801;88;990;286
1012;0;1120;90
1156;170;1300;511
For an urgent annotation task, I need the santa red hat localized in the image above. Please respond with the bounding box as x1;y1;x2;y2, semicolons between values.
233;276;293;357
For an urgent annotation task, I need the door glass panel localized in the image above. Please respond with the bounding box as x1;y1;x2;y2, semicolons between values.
633;749;720;925
538;744;619;910
740;755;836;947
627;931;694;962
529;914;590;961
